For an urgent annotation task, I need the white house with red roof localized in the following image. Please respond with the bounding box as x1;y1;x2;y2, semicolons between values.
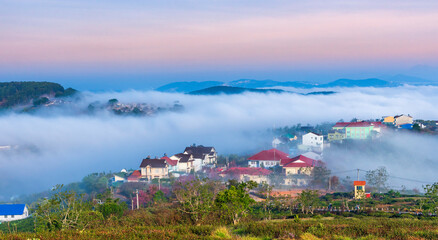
280;155;320;175
161;155;178;172
280;155;322;186
248;149;289;168
219;167;272;184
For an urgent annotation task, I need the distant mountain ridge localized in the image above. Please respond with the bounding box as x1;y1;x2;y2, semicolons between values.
155;78;410;93
188;86;336;96
188;86;286;95
155;81;223;93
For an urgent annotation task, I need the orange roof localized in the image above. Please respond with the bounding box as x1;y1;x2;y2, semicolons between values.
127;170;141;180
354;181;366;185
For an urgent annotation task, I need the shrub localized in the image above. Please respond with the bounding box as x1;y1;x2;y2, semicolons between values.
213;226;232;239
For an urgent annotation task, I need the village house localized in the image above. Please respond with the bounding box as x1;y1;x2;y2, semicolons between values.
127;170;142;182
183;145;217;167
0;204;29;222
161;155;178;172
327;130;346;142
219;167;272;184
332;121;384;139
383;116;395;125
300;132;324;152
170;153;195;173
139;158;169;180
112;172;126;183
280;155;321;186
248;149;289;168
394;114;413;127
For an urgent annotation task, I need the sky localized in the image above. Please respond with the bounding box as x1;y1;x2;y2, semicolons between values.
1;86;438;199
1;0;438;90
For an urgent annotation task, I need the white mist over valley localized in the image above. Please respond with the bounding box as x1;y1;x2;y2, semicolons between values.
1;85;438;200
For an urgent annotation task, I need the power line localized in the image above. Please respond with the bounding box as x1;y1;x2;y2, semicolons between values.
357;168;433;184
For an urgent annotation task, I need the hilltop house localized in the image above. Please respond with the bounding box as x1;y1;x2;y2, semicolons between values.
332;121;384;139
183;145;217;167
300;132;324;152
394;114;413;127
170;153;195;173
127;170;142;182
280;155;321;186
248;149;289;168
327;130;346;142
161;155;178;172
111;172;127;183
383;116;395;125
219;167;272;184
0;204;29;222
139;158;169;180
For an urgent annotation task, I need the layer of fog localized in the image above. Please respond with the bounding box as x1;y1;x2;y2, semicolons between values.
1;85;438;200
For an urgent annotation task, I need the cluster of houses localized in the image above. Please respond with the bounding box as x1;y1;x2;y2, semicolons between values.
234;148;324;186
112;144;218;184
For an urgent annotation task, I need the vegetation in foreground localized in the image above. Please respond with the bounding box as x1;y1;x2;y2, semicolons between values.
1;179;438;239
2;212;438;239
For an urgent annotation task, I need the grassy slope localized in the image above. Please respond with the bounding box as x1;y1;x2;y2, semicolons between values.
2;217;438;240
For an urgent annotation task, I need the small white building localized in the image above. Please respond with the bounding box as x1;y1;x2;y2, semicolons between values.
302;132;324;152
0;204;29;222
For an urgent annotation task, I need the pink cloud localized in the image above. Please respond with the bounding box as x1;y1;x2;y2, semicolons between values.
1;10;437;67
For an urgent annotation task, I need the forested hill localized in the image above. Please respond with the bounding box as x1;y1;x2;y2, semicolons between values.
0;82;77;108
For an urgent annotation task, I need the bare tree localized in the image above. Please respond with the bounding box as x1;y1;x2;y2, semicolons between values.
365;167;389;193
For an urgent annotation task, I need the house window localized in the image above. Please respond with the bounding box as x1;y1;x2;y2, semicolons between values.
11;215;14;218
5;215;8;218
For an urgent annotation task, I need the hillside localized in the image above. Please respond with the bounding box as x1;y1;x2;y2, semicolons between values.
0;82;77;108
188;86;286;95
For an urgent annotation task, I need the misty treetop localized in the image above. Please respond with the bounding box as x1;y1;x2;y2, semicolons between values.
0;81;77;108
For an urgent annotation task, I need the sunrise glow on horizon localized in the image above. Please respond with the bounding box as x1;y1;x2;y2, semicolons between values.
1;0;438;89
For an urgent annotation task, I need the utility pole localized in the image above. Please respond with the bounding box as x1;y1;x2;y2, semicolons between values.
328;176;331;191
136;189;139;209
158;178;161;190
357;169;360;181
131;199;134;210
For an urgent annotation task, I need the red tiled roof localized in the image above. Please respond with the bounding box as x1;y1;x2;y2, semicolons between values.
281;155;319;168
221;167;272;176
354;181;366;186
333;122;350;128
127;170;141;180
248;149;289;161
333;122;385;128
161;156;178;166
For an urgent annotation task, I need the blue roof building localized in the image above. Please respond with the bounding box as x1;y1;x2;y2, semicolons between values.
0;204;29;222
399;124;413;129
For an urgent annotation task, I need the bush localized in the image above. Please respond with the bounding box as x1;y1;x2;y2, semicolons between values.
213;226;232;239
